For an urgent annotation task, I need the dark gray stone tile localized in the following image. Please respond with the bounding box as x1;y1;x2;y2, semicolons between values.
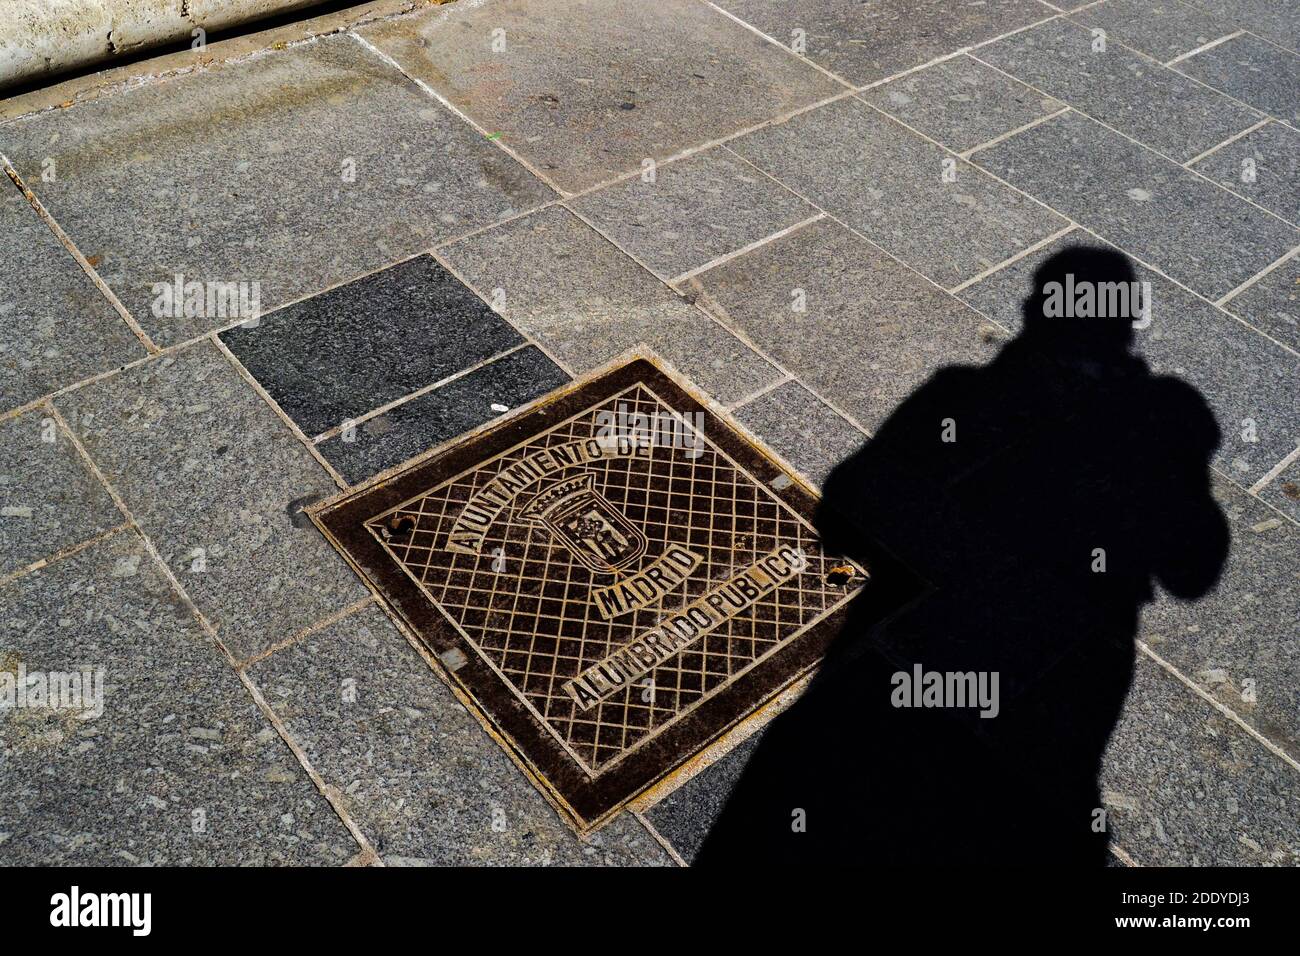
1068;0;1237;62
1175;32;1300;124
246;604;671;865
686;217;1005;431
729;99;1068;289
359;0;841;194
1191;122;1299;225
0;534;357;865
1099;655;1300;865
715;0;1055;86
1183;0;1300;52
734;381;867;487
975;19;1261;162
1220;253;1300;351
568;149;813;280
0;186;143;414
971;111;1299;300
860;55;1064;154
440;207;782;403
646;734;764;863
220;256;523;439
0;410;121;578
958;232;1300;483
0;36;552;346
318;345;570;485
1256;457;1300;522
54;341;366;662
1142;474;1299;759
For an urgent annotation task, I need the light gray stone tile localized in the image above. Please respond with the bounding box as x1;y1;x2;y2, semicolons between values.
714;0;1055;86
358;0;841;194
569;149;813;280
1220;252;1300;352
686;216;1005;431
0;533;356;865
245;604;672;865
1175;32;1300;124
440;207;782;404
958;231;1300;483
1099;655;1300;865
1191;122;1299;225
975;18;1261;162
54;340;366;662
0;409;121;578
971;111;1298;300
0;186;143;414
0;36;553;346
860;55;1064;154
729;98;1068;288
734;381;867;487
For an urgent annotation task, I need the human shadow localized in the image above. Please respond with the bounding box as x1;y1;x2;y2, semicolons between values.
696;246;1229;866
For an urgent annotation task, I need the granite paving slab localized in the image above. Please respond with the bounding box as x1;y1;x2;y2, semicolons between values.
1256;457;1300;523
859;55;1064;154
1183;0;1300;52
0;184;144;414
220;255;524;439
245;604;672;865
358;0;842;194
0;533;357;865
733;381;867;487
1067;0;1237;63
686;216;1004;432
971;110;1299;300
958;231;1300;483
1190;122;1300;226
54;341;367;662
0;35;553;346
728;99;1068;288
713;0;1055;86
439;207;781;403
0;409;122;578
1220;253;1300;351
1175;32;1300;124
974;18;1261;162
316;345;570;485
1099;655;1300;865
568;149;813;281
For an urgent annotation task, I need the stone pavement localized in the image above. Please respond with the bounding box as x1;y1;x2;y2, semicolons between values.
0;0;1296;865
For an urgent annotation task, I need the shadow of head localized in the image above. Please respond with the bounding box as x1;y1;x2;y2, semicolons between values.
1021;246;1145;361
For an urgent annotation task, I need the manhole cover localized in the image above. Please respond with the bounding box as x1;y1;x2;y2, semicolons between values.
314;357;922;830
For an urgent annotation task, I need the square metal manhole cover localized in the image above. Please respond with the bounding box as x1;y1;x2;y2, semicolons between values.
314;357;922;830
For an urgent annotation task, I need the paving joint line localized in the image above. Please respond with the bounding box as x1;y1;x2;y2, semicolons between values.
238;595;378;670
0;517;131;590
1216;242;1300;307
958;106;1072;159
1164;29;1245;66
668;212;827;286
1247;444;1300;495
1181;117;1273;168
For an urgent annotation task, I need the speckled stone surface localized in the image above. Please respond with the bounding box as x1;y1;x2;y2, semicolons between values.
0;533;357;865
0;36;553;346
317;345;570;485
1139;475;1299;759
1256;458;1300;523
54;341;367;662
568;149;813;280
714;0;1054;86
958;231;1300;484
687;217;1004;431
1183;0;1300;55
645;733;764;863
0;186;143;414
729;99;1068;289
975;19;1260;163
734;381;867;487
220;255;523;438
245;604;672;865
440;207;782;403
0;410;122;578
1221;253;1300;352
1175;33;1300;125
1190;122;1300;226
971;111;1299;300
1067;0;1237;63
1099;655;1300;865
859;55;1063;154
358;0;842;194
